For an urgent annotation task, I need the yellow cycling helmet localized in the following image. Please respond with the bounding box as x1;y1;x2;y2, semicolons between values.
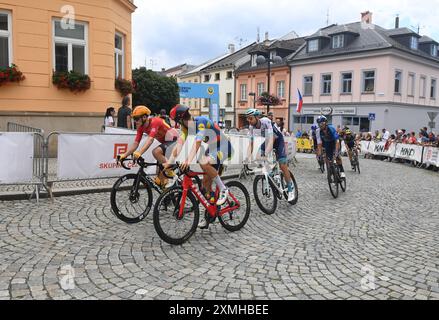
132;105;151;118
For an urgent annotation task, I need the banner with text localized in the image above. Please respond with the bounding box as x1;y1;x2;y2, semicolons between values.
394;144;424;163
423;146;439;167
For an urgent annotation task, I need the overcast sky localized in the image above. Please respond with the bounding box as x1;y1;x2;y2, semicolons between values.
131;0;439;71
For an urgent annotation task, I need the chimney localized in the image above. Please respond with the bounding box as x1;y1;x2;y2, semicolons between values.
265;31;269;41
228;44;235;54
395;15;400;28
361;11;372;24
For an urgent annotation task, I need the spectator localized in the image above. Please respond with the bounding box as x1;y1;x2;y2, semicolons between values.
104;107;116;127
419;131;430;145
428;132;437;145
395;130;403;143
365;132;372;141
374;130;382;141
382;128;390;142
295;129;302;138
407;132;417;144
117;96;132;129
267;112;274;123
402;134;408;144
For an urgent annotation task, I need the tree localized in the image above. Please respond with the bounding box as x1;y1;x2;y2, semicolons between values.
132;67;179;114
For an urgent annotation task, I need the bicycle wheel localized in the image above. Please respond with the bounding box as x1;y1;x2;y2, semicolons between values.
280;170;299;205
338;167;347;193
218;181;251;232
328;166;339;199
319;160;325;174
110;174;153;224
253;175;278;215
355;155;361;174
152;187;199;245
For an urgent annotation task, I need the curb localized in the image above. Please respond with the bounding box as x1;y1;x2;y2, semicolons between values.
0;173;241;201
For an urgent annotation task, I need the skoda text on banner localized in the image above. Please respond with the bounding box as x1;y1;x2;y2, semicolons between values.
57;134;159;180
0;133;34;184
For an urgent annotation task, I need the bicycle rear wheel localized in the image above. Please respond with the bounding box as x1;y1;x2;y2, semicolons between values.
328;166;339;199
253;175;278;215
280;170;299;205
110;174;153;224
218;181;251;232
338;166;347;193
152;187;199;245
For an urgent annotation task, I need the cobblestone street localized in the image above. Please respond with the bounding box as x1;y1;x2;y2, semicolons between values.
0;157;438;300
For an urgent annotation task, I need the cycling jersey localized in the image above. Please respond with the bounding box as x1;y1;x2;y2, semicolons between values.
135;117;178;144
249;117;287;164
342;133;356;149
181;116;233;170
316;125;339;161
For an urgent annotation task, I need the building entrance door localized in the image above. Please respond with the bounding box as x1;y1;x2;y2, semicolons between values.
360;117;370;132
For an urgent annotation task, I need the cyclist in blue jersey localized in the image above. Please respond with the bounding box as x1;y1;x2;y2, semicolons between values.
167;105;233;210
245;108;296;202
316;115;346;179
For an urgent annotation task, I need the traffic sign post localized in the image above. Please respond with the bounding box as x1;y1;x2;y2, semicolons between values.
368;113;376;121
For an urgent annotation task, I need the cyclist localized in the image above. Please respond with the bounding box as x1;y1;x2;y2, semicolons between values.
118;106;178;188
340;127;358;170
245;108;296;202
311;124;323;170
167;105;233;210
316;115;346;179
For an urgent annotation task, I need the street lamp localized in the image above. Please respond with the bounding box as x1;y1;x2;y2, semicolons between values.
256;54;283;114
248;92;256;108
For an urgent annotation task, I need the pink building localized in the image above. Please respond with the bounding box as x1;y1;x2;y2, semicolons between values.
289;14;439;134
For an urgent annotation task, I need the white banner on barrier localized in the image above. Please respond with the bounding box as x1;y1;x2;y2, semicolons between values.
0;133;34;184
57;134;160;180
368;141;396;157
423;147;439;167
360;141;370;154
394;144;423;163
104;126;137;135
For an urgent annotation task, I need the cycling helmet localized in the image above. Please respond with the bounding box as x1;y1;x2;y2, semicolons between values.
345;129;352;135
316;115;328;124
245;108;261;117
132;106;151;118
170;104;190;122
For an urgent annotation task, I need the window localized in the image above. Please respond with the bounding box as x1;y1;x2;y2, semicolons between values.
226;93;232;107
321;74;332;94
225;120;232;128
342;117;353;126
308;39;318;52
115;33;124;78
410;36;418;50
394;71;402;94
204;75;210;82
420;76;426;98
431;78;437;99
257;82;265;97
240;84;247;101
204;98;210;108
294;116;314;124
431;45;438;57
251;55;257;67
53;19;88;74
341;72;352;94
226;71;233;79
277;81;285;98
332;35;344;49
215;73;220;81
304;76;313;96
194;101;198;109
408;73;415;96
0;11;12;68
362;70;375;93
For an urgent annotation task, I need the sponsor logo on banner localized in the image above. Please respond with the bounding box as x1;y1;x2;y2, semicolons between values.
374;144;385;153
400;147;415;158
114;143;128;159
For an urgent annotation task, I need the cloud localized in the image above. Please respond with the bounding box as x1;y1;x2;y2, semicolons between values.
132;0;439;70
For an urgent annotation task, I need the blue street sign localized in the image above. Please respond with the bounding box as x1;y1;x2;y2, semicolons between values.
178;83;219;104
369;113;376;121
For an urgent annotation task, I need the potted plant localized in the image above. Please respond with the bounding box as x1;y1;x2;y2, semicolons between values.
0;64;25;86
257;92;282;106
52;70;91;93
115;77;135;96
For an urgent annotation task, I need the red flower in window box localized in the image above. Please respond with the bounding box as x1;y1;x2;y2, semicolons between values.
52;70;91;93
0;64;25;86
257;92;282;106
115;77;135;96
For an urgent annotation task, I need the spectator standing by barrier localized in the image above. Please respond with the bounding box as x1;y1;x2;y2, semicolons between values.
117;96;132;129
382;128;390;142
104;107;116;127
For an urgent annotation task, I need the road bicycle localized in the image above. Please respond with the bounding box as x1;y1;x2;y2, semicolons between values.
152;163;251;245
326;156;346;199
350;146;361;174
252;157;299;215
110;156;201;224
317;154;325;174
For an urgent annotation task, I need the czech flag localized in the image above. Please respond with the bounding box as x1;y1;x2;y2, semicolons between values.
296;88;303;113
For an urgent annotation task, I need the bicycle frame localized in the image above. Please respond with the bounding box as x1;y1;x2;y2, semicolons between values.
177;171;241;220
257;159;284;198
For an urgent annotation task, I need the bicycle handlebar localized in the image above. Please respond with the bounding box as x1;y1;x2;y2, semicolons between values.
116;156;159;171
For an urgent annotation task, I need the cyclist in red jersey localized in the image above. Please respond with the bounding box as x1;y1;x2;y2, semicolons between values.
118;106;178;187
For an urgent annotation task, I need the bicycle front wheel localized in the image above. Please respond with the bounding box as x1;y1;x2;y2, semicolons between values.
253;175;278;215
110;174;153;224
152;187;199;245
328;166;339;199
218;181;251;232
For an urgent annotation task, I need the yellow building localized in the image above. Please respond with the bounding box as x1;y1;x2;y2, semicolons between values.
0;0;136;132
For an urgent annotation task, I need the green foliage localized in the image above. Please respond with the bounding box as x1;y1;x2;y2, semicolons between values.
52;70;91;93
132;67;179;114
115;77;135;96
